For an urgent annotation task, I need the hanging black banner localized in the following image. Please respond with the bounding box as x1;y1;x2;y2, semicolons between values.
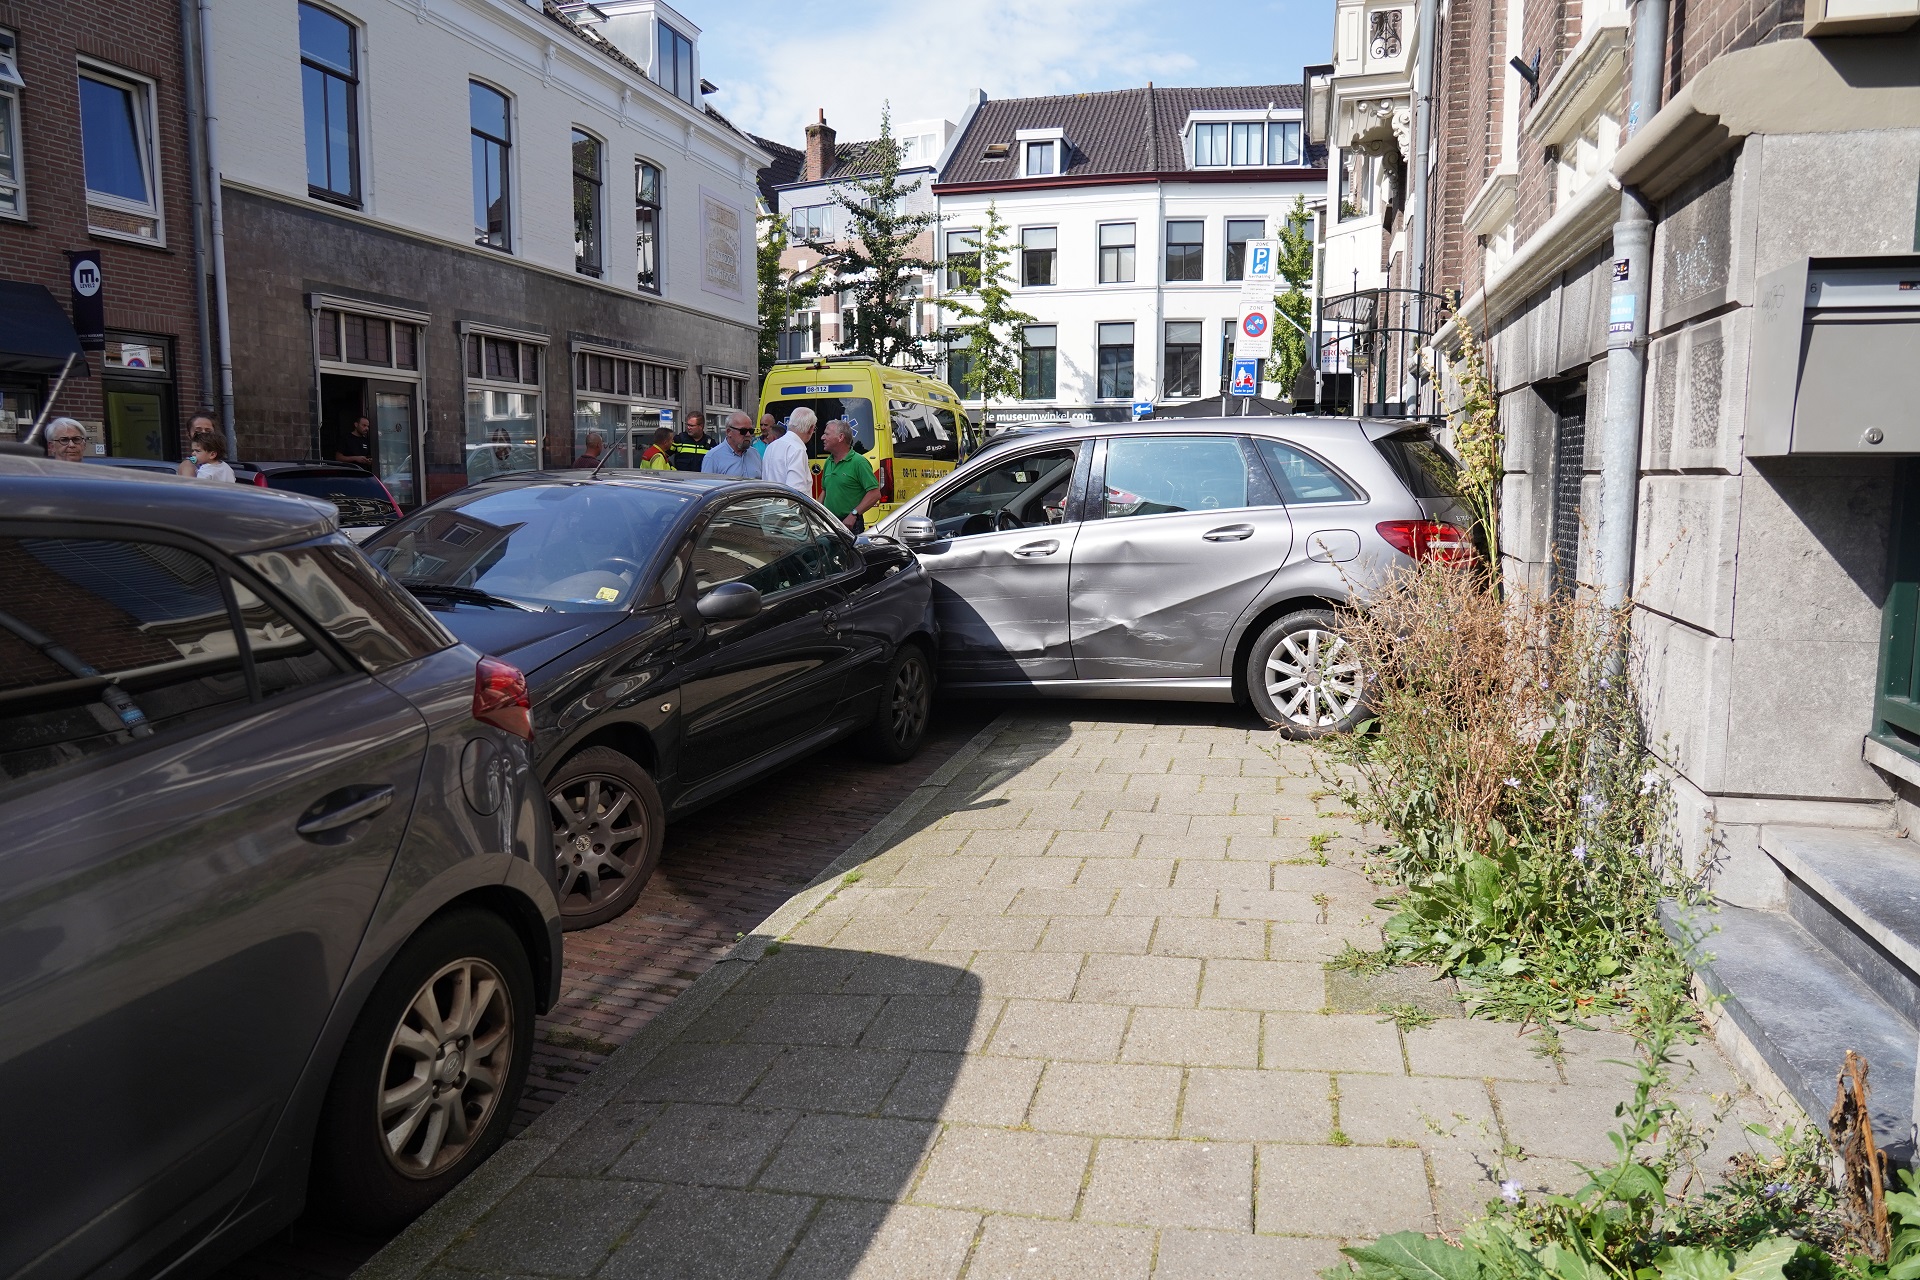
67;251;104;351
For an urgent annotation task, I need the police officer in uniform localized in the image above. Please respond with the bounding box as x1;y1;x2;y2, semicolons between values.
670;412;712;472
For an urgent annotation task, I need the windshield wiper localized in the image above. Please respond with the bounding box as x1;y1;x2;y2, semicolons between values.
398;581;543;612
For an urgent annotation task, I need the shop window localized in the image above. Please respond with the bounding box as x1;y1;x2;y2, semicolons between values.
470;81;511;250
705;373;745;409
465;332;544;483
1163;321;1201;398
573;346;681;468
79;61;161;241
1097;323;1134;400
0;29;23;218
635;159;661;292
317;309;420;372
299;3;360;205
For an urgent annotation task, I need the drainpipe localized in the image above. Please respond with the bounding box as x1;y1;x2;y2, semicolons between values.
196;0;238;461
1404;0;1438;413
1595;0;1670;611
179;0;215;435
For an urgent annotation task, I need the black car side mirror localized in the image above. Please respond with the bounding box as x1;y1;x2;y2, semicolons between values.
696;582;763;621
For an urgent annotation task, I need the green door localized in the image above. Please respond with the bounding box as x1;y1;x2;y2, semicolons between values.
1875;464;1920;757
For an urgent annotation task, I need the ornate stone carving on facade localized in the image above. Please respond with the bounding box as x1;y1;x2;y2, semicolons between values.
1336;94;1413;160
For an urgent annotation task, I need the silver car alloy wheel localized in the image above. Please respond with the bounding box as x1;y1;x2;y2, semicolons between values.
550;775;649;912
379;956;513;1179
1265;628;1364;729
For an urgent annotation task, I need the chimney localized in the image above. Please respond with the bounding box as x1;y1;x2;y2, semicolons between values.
804;109;836;182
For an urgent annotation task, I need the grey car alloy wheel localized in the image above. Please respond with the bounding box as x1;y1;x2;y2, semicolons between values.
889;652;930;744
378;956;514;1179
1266;627;1364;729
551;774;649;910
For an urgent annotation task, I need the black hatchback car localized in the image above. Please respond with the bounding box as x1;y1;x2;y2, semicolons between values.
0;459;561;1274
364;470;938;929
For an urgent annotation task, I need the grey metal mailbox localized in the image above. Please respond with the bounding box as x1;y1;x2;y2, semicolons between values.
1747;254;1920;456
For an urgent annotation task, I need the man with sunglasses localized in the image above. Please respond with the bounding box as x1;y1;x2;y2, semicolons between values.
42;418;90;462
698;410;762;479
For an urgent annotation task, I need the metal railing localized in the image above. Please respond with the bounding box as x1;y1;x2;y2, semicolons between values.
1312;287;1446;419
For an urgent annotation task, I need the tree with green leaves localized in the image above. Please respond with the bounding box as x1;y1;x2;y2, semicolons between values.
755;210;821;379
939;203;1036;420
1267;196;1316;395
805;107;939;368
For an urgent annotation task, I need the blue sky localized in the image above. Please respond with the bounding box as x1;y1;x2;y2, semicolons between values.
690;0;1333;145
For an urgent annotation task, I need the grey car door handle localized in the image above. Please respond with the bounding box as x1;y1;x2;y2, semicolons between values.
1013;540;1059;557
297;784;395;838
1202;524;1255;542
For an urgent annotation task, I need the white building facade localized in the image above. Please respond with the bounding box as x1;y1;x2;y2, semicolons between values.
206;0;765;500
932;85;1325;424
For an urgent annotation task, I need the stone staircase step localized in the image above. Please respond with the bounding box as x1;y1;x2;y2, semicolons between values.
1767;825;1920;1028
1664;899;1916;1162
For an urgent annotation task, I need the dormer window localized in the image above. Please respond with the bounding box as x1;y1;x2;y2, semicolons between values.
1014;127;1066;178
655;20;693;104
1189;116;1304;168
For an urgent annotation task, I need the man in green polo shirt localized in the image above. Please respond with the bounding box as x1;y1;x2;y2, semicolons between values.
820;418;882;532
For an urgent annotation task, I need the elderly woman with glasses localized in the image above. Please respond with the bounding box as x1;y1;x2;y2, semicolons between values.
42;419;89;462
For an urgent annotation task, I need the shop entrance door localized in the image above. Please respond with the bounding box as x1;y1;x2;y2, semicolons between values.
320;374;420;508
104;382;173;460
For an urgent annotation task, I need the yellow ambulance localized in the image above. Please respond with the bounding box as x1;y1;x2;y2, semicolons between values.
756;357;974;519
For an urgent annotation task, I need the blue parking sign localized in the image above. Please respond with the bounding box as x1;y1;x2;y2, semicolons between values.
1230;358;1260;397
1249;244;1272;279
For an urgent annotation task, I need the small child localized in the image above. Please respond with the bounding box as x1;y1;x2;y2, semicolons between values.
183;428;236;483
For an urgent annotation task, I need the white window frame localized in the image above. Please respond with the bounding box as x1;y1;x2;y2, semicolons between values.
1023;140;1057;177
0;28;24;220
78;58;164;245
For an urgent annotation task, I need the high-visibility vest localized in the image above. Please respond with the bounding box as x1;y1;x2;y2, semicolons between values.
669;434;710;472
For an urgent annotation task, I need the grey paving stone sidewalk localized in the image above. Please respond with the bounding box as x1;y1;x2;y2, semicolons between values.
362;710;1776;1280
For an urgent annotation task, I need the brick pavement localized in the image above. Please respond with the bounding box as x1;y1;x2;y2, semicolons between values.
212;706;992;1280
358;708;1778;1280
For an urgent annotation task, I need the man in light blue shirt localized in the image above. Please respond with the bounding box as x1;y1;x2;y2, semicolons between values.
700;410;762;478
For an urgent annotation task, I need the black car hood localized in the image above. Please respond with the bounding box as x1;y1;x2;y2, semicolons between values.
427;606;623;674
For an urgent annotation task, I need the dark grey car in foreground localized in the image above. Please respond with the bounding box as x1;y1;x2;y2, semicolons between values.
872;418;1471;736
0;459;561;1277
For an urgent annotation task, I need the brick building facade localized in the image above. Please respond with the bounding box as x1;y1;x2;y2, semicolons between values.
0;0;206;459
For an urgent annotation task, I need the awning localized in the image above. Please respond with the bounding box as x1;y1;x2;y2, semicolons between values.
0;282;87;376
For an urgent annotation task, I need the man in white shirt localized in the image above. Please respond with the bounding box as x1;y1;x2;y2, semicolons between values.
762;405;814;496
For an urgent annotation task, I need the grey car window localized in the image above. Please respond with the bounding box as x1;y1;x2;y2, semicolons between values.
1101;436;1266;518
691;496;830;597
928;447;1077;538
1254;439;1362;504
0;536;340;784
246;536;455;673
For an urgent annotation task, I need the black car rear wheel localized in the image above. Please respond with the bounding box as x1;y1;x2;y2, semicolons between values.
858;644;933;763
311;908;534;1230
547;747;665;931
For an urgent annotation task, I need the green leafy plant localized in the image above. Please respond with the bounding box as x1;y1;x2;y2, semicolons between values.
1267;195;1316;393
1447;317;1504;570
1320;559;1690;1024
939;201;1037;424
805;107;939;367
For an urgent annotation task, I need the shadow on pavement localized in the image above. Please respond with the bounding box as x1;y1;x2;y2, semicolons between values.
439;946;982;1278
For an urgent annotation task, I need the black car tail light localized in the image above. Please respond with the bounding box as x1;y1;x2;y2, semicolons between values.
1375;519;1475;564
473;656;534;740
252;471;271;487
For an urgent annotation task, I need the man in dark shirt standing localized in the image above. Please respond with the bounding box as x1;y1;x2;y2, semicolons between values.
333;415;373;469
670;412;711;472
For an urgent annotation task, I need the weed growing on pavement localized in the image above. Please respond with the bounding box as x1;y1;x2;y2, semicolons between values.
1318;559;1695;1024
1324;988;1908;1279
1375;1003;1437;1031
1310;831;1335;853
